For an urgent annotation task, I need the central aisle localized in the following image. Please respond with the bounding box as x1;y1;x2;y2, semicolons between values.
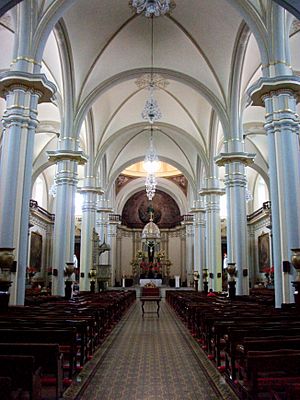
64;299;238;400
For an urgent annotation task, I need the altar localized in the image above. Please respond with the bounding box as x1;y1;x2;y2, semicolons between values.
139;278;162;287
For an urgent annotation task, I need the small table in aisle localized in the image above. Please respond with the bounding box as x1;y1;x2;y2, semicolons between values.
140;296;161;318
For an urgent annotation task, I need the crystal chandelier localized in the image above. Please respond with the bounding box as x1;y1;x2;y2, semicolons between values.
145;174;157;200
245;185;253;203
144;127;159;200
129;0;174;17
142;85;162;124
49;183;57;198
144;128;160;173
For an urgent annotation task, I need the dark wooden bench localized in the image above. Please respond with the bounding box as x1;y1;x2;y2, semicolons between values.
0;376;12;400
0;328;77;380
241;349;300;399
140;287;161;317
0;355;42;400
0;343;63;398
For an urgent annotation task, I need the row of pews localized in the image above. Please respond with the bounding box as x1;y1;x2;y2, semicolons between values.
166;290;300;400
0;289;136;400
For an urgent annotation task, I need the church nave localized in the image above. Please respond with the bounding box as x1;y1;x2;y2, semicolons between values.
64;299;237;400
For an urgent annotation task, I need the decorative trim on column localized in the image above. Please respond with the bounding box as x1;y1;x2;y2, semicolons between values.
215;152;255;167
79;187;104;195
47;150;88;165
248;75;300;107
0;71;56;103
199;187;225;197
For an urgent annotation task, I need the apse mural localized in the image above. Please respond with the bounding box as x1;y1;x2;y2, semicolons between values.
122;189;182;229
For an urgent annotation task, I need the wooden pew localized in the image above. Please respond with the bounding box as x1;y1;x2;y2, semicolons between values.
0;377;12;400
241;349;300;399
0;355;42;400
0;343;63;399
0;328;77;380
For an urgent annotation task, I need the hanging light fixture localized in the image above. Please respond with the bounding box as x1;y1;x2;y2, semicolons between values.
129;0;174;17
49;183;57;198
141;15;163;125
144;126;160;174
141;84;162;124
145;173;157;200
144;126;159;201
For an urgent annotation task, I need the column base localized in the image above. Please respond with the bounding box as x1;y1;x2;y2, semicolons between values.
65;281;73;300
292;281;300;309
90;281;96;293
228;281;236;300
0;280;12;312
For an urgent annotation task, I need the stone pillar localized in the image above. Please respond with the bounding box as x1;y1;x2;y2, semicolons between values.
200;180;224;292
47;150;87;296
192;201;206;290
248;226;256;289
215;153;255;295
182;219;194;287
116;231;122;285
108;221;120;287
96;197;112;266
249;77;300;306
0;72;55;304
180;229;186;284
79;180;103;291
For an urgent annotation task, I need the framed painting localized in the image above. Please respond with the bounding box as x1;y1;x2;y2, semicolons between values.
29;231;42;272
258;232;270;272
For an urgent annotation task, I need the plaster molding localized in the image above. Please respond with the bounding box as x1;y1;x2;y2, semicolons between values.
248;75;300;106
215;152;256;167
0;71;56;103
47;150;88;165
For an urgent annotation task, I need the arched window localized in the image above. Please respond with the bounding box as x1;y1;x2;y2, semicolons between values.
220;193;227;218
33;177;44;207
75;192;83;216
257;176;268;208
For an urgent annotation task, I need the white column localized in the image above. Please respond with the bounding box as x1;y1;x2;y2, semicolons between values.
183;222;194;287
249;81;300;306
79;181;103;291
192;201;206;289
47;151;87;296
0;74;55;304
180;230;186;284
108;221;120;287
200;180;224;292
215;153;255;295
96;196;112;266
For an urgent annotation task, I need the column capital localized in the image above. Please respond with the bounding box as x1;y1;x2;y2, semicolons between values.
47;150;88;165
248;75;300;107
215;152;255;167
0;71;56;103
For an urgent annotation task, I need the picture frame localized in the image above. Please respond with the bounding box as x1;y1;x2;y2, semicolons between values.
258;232;270;273
29;231;43;272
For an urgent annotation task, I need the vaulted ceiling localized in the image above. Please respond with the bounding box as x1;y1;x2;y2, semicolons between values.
0;0;300;213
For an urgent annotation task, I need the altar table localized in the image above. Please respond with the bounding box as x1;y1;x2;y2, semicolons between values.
139;278;162;287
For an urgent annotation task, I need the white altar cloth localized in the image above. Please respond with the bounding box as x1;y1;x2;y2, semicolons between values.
139;279;162;287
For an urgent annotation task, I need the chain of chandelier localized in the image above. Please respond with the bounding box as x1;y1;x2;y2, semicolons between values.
130;0;176;201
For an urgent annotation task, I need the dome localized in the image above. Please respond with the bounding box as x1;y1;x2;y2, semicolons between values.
142;220;161;240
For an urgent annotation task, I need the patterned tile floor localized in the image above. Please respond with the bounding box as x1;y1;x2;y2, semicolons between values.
63;300;238;400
